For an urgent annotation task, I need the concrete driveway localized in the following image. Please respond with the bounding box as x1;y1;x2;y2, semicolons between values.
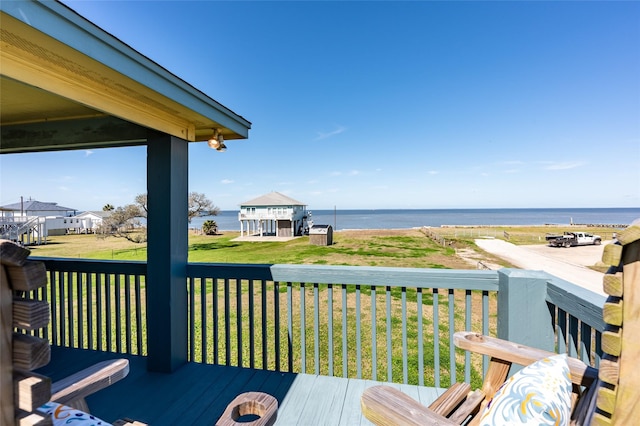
474;238;609;295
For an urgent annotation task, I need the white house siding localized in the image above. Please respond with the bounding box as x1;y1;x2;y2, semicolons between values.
238;192;308;238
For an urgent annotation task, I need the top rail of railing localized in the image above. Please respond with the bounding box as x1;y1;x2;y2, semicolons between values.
188;263;500;290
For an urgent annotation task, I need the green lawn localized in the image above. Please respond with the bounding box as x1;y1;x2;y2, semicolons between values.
29;229;473;269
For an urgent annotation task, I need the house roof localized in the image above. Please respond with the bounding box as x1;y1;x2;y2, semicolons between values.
240;192;306;207
1;200;77;212
0;0;251;153
75;211;112;219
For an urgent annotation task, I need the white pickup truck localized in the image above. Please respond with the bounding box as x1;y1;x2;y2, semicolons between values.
545;231;602;247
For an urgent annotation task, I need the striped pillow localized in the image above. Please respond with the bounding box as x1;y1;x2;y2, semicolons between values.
479;354;573;425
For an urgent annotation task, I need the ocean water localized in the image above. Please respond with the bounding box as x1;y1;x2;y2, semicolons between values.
191;208;639;231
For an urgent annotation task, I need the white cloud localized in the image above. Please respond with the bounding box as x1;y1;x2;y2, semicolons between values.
221;179;234;184
85;150;94;157
314;125;346;141
544;161;585;171
329;171;342;176
428;170;438;175
348;170;360;176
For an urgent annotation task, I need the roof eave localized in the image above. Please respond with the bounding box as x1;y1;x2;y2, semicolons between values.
0;0;251;143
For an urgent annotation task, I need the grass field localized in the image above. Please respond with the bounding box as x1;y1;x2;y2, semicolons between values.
28;225;622;268
28;228;473;268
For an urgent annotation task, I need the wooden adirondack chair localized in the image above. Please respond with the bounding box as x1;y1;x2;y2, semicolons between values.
361;221;640;426
1;239;129;425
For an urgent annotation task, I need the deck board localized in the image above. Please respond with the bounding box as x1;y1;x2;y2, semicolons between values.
39;346;445;425
296;374;350;425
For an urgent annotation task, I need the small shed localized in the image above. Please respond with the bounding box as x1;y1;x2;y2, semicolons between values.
309;225;333;246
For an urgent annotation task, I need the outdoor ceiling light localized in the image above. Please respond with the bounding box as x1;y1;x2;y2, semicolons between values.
207;129;227;152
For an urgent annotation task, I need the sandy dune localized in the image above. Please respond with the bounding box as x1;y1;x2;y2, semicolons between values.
474;238;609;295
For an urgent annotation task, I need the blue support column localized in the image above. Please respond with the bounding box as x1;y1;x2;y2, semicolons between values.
497;269;555;353
146;132;188;372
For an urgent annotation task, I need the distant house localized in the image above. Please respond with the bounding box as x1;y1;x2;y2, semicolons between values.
0;199;78;218
73;210;112;233
238;192;308;237
0;199;80;241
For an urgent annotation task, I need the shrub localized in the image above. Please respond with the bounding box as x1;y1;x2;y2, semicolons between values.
202;220;218;235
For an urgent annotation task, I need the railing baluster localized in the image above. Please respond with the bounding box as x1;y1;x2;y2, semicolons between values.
50;270;58;346
557;308;568;354
595;331;602;367
580;322;591;365
105;274;112;352
200;277;207;363
261;279;268;370
482;290;489;375
465;289;471;384
59;271;66;346
224;278;230;366
40;278;49;341
77;272;83;349
568;315;579;359
135;275;142;355
352;285;360;379
249;280;255;369
343;284;348;378
96;274;102;351
189;276;195;362
213;278;219;365
328;283;334;377
125;274;132;354
274;280;281;372
66;272;73;347
370;285;376;381
433;288;440;388
115;274;121;353
448;288;455;386
314;283;319;375
287;282;293;372
549;303;558;351
401;286;407;384
300;282;306;373
86;273;93;350
386;285;392;382
417;287;423;386
236;278;243;367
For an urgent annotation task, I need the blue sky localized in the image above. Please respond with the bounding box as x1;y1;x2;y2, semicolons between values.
1;1;639;211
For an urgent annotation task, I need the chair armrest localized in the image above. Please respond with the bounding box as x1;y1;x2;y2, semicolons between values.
361;385;458;426
454;331;597;387
51;359;129;406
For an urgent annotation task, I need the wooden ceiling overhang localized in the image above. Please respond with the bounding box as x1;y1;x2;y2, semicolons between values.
0;0;251;154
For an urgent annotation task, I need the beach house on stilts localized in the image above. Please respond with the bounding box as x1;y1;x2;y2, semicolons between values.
238;191;308;237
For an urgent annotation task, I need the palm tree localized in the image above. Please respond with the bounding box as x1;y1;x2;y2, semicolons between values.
202;220;218;235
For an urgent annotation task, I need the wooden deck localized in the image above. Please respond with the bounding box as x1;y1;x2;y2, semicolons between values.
39;346;445;425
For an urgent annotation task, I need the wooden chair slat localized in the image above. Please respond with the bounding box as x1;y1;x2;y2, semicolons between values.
427;382;471;416
13;299;51;331
6;261;47;292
